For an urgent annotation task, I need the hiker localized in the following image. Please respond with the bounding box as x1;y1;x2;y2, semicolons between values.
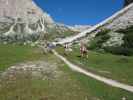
63;43;69;55
64;43;72;55
64;43;69;52
80;42;88;58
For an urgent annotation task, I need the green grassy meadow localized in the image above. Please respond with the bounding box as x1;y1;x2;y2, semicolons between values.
56;46;133;85
0;44;133;100
0;44;43;71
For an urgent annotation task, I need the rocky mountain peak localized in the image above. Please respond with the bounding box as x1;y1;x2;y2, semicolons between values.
0;0;54;24
0;0;58;43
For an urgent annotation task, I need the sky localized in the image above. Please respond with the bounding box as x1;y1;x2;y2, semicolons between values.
34;0;124;25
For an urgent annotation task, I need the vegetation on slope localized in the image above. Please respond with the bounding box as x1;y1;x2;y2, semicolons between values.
88;29;110;50
42;30;77;42
88;26;133;56
106;25;133;56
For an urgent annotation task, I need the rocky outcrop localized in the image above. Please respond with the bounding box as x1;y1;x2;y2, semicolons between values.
1;61;62;80
0;0;56;43
102;31;124;47
0;0;73;43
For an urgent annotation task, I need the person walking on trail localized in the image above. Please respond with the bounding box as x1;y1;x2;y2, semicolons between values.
80;42;88;58
64;43;69;51
64;43;72;55
64;43;69;55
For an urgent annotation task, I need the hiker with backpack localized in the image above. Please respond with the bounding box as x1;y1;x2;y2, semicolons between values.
80;42;88;58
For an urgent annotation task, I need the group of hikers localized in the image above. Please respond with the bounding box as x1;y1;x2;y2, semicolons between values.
40;40;88;58
64;41;88;58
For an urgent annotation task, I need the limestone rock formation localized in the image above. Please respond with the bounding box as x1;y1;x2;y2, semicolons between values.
0;0;55;43
0;0;72;43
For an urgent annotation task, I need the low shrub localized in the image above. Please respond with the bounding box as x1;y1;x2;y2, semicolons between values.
123;31;133;48
104;46;133;56
88;29;110;50
95;29;111;37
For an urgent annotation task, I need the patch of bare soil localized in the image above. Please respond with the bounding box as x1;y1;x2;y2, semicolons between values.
0;60;62;81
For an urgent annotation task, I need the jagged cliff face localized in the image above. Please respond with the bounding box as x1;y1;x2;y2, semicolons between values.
0;0;54;24
0;0;70;43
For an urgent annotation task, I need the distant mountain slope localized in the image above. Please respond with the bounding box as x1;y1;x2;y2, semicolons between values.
0;0;53;43
68;25;92;32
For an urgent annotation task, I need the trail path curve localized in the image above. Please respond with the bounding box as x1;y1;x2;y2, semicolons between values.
53;50;133;93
